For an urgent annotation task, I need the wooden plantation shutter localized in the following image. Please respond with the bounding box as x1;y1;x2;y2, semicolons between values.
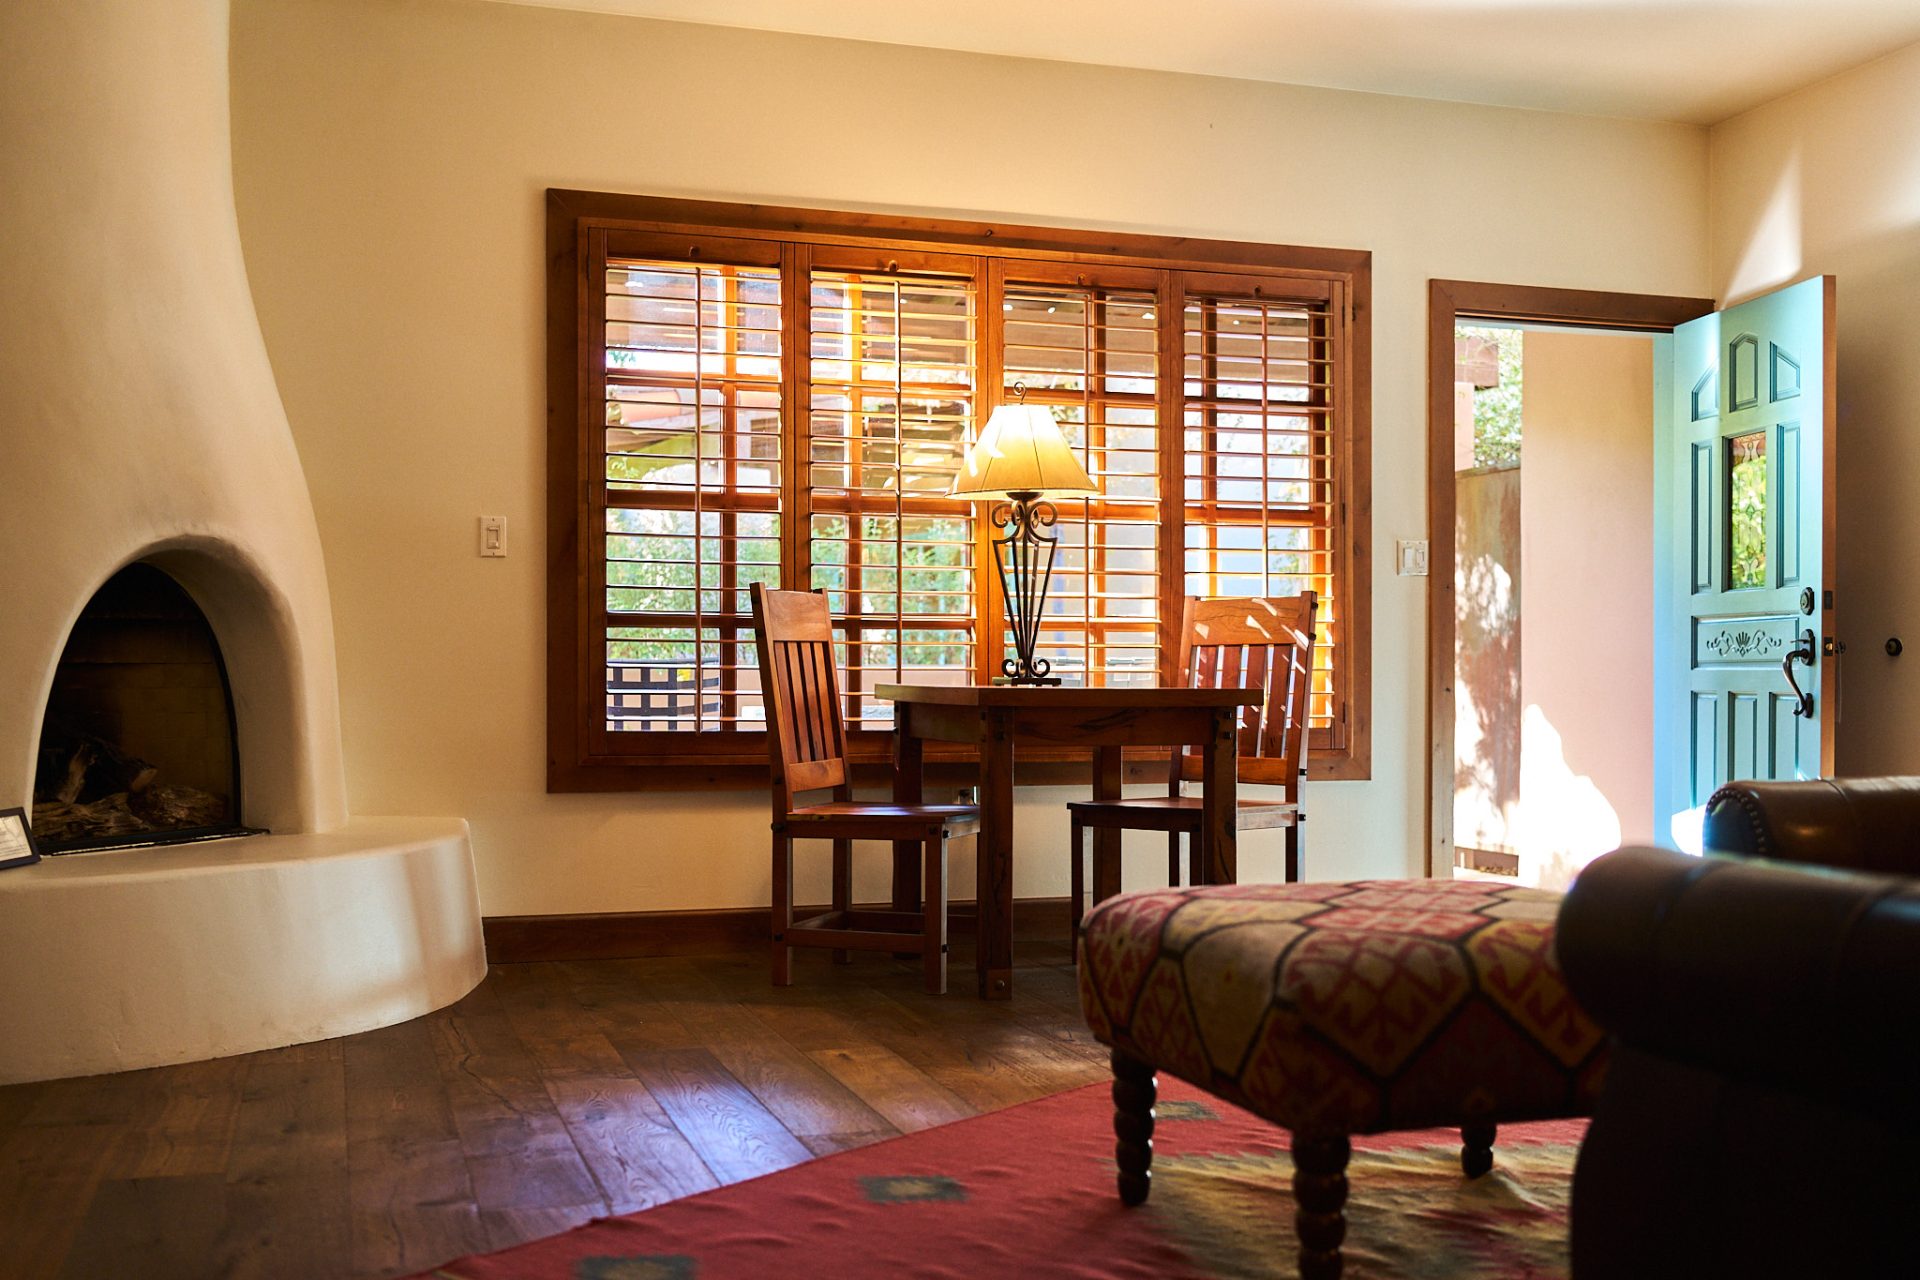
1179;275;1347;749
599;235;783;735
806;253;979;729
996;263;1164;687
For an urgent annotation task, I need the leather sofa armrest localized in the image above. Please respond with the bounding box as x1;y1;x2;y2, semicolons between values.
1557;845;1920;1119
1702;777;1920;874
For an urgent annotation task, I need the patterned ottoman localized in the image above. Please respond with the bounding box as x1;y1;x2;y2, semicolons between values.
1078;878;1607;1280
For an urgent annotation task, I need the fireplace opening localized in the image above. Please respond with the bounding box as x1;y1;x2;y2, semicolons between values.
32;563;265;853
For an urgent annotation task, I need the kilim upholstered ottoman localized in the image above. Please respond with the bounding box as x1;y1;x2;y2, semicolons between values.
1078;878;1608;1280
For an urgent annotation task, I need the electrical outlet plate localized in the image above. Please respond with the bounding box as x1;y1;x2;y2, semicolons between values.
479;515;507;558
1396;539;1429;576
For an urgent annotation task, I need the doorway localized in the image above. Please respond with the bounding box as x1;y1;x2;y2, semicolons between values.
1452;321;1663;886
1426;282;1714;880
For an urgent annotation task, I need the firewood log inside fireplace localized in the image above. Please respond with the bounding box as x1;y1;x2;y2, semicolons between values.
32;722;227;848
36;724;158;805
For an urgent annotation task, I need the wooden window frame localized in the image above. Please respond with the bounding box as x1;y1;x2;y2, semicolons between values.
548;190;1373;790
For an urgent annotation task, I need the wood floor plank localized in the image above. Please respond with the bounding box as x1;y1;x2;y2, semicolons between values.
56;1174;229;1280
479;1204;604;1254
582;959;902;1145
805;1044;977;1134
344;1016;489;1276
19;1061;168;1128
429;981;605;1216
111;1054;245;1179
619;1047;814;1185
491;963;720;1213
557;957;703;1051
799;1128;899;1157
861;1009;1077;1111
533;1070;719;1215
609;955;784;1047
212;1053;351;1280
0;1080;43;1141
0;1123;123;1280
706;1036;899;1146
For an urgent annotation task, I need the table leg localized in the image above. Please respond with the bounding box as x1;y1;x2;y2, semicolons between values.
892;704;924;914
978;708;1015;999
1092;745;1124;905
1201;707;1238;886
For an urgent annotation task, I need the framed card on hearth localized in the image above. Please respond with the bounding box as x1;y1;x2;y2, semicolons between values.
0;807;41;871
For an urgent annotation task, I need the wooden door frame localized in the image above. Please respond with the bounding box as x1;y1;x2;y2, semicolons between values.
1426;281;1715;877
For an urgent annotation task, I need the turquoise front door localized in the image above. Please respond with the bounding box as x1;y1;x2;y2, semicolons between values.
1653;276;1836;849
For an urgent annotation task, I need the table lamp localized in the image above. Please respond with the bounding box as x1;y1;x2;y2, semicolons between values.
949;385;1098;685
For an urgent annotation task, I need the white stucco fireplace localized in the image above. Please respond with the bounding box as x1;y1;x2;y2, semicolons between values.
0;0;487;1084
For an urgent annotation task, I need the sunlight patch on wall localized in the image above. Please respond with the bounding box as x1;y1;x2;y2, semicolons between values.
1725;150;1802;303
1453;545;1519;855
1515;704;1621;891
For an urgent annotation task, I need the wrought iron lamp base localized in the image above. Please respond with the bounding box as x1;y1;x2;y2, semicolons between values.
990;490;1062;686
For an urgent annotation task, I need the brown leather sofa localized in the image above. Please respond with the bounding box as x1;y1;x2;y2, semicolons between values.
1556;778;1920;1279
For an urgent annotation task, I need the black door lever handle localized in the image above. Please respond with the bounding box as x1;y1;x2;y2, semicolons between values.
1783;629;1816;718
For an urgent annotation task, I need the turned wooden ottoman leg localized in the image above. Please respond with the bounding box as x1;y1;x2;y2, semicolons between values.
1111;1051;1156;1207
1461;1121;1496;1179
1293;1132;1350;1280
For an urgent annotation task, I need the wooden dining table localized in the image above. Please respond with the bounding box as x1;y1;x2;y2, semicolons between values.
877;683;1265;999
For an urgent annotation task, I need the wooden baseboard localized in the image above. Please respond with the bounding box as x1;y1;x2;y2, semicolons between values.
484;896;1074;964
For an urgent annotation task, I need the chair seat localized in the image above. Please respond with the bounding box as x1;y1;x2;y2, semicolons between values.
1066;794;1298;831
784;801;981;839
1078;879;1608;1136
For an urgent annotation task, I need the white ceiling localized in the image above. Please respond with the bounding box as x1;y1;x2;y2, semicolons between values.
496;0;1920;124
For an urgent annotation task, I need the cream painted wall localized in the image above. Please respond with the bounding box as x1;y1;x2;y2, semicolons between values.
229;0;1708;915
1518;330;1655;888
1711;41;1920;776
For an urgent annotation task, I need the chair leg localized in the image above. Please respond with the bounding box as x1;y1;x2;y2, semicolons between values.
1093;835;1122;910
1293;1133;1350;1280
1111;1050;1156;1207
922;833;947;995
771;829;794;987
1167;831;1182;887
1461;1121;1496;1179
1069;814;1086;951
1286;819;1301;884
831;838;853;964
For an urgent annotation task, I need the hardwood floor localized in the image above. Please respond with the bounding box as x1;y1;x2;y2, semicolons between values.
0;941;1109;1280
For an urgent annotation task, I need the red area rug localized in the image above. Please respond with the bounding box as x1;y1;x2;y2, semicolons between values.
417;1077;1583;1279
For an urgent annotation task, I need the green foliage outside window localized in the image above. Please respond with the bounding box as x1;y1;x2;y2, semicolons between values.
1461;324;1523;470
1728;433;1768;589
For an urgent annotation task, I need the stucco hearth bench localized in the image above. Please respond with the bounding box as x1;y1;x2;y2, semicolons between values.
1078;878;1608;1280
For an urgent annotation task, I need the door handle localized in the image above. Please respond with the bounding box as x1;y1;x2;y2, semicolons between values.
1783;628;1816;718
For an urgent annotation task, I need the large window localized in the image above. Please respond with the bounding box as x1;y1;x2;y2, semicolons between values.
548;192;1372;786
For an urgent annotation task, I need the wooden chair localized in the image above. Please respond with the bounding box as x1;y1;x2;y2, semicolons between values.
1067;593;1317;939
750;583;980;994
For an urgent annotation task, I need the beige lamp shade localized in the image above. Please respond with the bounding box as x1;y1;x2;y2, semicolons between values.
948;404;1098;500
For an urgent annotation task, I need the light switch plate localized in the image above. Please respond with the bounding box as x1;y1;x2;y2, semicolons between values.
479;515;507;558
1396;539;1429;576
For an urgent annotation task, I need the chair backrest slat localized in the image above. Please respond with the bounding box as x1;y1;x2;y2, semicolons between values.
817;641;846;759
1192;639;1220;690
1170;593;1319;800
1240;643;1271;756
751;584;849;810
